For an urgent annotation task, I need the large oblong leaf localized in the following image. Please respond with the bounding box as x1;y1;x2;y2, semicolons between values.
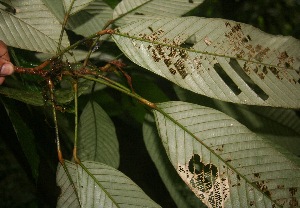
113;17;300;108
0;0;69;53
153;101;300;207
78;101;120;168
113;0;204;25
56;160;161;208
143;113;205;208
174;85;300;156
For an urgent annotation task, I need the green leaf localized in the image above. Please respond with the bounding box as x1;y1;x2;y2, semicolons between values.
153;101;300;207
56;160;161;208
113;0;204;25
0;0;69;53
78;101;120;168
0;86;44;106
56;161;80;208
55;79;91;105
1;97;40;179
143;113;205;208
42;0;65;22
63;0;94;15
67;0;113;37
174;85;300;156
113;17;300;108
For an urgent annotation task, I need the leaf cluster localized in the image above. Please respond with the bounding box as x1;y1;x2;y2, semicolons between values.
0;0;299;207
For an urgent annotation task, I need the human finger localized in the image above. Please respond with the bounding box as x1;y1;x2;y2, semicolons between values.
0;40;10;62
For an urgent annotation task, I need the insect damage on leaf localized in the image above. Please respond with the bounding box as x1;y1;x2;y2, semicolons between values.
132;29;192;79
178;154;230;208
224;22;300;85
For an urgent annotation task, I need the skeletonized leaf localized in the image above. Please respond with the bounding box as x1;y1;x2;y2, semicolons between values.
56;162;80;208
153;101;300;207
0;0;69;53
63;0;94;15
113;0;204;25
113;17;300;108
56;160;161;208
78;101;120;168
143;114;205;208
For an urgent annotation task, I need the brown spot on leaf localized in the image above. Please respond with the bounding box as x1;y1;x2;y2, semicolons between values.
289;187;297;196
169;68;176;75
254;173;260;178
277;184;284;189
255;181;271;197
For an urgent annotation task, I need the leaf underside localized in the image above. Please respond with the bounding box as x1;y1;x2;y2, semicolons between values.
113;0;204;25
143;114;205;208
56;160;161;208
63;0;94;15
153;101;300;208
113;17;300;108
174;85;300;156
78;101;120;168
67;0;113;37
0;0;69;53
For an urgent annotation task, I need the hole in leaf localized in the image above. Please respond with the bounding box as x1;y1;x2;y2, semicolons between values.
188;154;218;184
213;63;242;95
180;41;194;49
229;59;269;100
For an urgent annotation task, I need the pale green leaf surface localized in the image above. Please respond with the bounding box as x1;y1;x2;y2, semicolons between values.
67;0;113;36
56;161;80;208
67;11;108;37
0;0;69;53
63;0;94;15
78;101;120;168
84;0;113;17
143;114;205;208
113;0;204;25
174;85;300;156
153;101;300;207
56;160;161;208
42;0;65;22
113;17;300;108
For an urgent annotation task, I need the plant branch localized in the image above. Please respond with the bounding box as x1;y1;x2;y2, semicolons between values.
73;79;80;164
14;29;115;74
57;0;76;54
80;75;157;109
47;78;63;163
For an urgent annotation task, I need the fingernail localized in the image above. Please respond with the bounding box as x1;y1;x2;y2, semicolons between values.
0;63;14;75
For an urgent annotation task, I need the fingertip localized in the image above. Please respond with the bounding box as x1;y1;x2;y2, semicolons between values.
0;62;14;75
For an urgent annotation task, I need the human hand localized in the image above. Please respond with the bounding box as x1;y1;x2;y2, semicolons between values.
0;40;14;85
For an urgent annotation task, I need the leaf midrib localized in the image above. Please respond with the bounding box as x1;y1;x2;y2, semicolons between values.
154;104;282;207
113;32;295;71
